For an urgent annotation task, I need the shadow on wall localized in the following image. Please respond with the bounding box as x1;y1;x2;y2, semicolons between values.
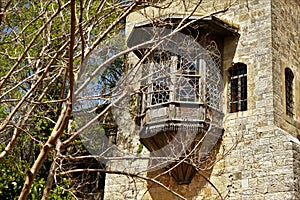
145;138;223;200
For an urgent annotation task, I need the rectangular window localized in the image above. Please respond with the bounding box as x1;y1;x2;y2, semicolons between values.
150;51;171;105
229;63;247;113
175;57;200;102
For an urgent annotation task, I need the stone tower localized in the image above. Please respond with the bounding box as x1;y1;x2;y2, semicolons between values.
104;0;300;199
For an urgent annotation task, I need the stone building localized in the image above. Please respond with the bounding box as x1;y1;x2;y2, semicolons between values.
103;0;300;199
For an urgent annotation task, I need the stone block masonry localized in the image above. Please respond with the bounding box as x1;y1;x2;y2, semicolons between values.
104;0;300;199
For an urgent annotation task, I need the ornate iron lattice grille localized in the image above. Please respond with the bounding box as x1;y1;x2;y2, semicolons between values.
285;68;294;118
150;52;172;105
229;63;247;112
140;42;223;109
175;57;201;102
206;41;222;110
139;52;172;107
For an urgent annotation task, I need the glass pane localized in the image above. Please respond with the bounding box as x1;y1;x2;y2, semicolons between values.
241;76;247;100
230;78;238;102
176;76;199;102
241;100;247;111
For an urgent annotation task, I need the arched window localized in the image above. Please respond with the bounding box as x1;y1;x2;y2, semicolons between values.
229;63;247;112
285;68;294;117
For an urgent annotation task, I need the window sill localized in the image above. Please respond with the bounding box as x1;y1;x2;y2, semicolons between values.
226;109;252;120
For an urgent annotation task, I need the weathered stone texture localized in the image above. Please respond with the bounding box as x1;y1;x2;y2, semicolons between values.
104;0;300;199
271;0;300;136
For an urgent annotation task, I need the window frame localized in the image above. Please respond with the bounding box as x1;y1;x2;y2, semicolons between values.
149;51;172;106
285;68;294;118
175;56;201;102
228;63;247;113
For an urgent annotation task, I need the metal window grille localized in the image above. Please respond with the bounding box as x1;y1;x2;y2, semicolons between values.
229;63;247;112
206;41;222;109
151;81;170;104
150;51;172;105
285;68;294;117
141;42;223;108
175;56;200;102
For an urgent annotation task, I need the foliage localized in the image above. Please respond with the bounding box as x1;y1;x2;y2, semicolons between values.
0;0;235;199
0;0;131;198
0;146;74;199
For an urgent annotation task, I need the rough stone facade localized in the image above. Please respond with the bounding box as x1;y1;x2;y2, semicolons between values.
104;0;300;199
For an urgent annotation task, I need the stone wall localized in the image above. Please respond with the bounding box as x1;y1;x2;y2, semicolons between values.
104;159;149;200
271;0;300;137
104;0;300;199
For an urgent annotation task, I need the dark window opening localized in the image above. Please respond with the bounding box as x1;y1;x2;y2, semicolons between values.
151;82;170;105
285;68;294;118
229;63;247;112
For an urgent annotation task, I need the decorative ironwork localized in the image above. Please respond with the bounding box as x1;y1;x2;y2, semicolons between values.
175;57;201;102
142;52;173;106
285;68;294;117
151;79;170;105
175;76;200;102
140;41;222;110
130;22;230;184
142;52;204;106
206;41;222;110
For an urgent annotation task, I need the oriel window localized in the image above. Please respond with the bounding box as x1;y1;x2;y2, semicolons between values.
229;63;247;112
